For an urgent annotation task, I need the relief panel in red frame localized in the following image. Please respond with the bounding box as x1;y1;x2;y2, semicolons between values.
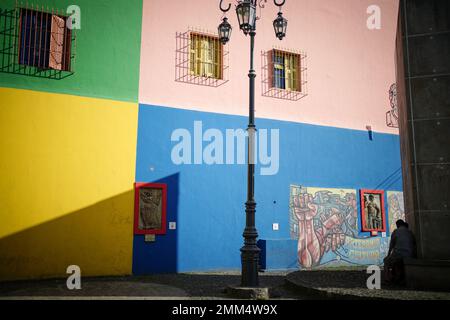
134;183;167;235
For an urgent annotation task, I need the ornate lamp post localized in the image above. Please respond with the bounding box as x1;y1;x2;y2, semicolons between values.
218;0;287;288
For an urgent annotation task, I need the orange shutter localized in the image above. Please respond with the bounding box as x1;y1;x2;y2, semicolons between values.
49;15;65;70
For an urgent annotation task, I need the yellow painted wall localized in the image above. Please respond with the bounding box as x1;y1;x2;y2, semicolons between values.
0;88;138;281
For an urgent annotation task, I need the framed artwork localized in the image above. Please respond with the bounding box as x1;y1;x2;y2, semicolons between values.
360;190;386;233
134;183;167;235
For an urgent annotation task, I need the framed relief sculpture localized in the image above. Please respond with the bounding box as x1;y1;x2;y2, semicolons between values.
134;183;167;235
360;189;386;234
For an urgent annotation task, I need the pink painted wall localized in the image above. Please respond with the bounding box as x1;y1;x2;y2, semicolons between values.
139;0;399;134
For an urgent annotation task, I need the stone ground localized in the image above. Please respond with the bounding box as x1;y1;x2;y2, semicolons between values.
1;269;449;300
286;268;450;300
0;271;307;300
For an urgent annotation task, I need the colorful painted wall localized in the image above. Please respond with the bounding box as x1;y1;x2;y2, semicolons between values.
0;0;142;102
133;0;403;274
133;106;403;273
1;0;404;280
0;0;142;281
139;0;400;134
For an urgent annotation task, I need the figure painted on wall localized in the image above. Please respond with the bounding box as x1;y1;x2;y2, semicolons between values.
386;83;399;128
387;191;405;234
366;194;381;229
290;186;358;268
360;190;385;232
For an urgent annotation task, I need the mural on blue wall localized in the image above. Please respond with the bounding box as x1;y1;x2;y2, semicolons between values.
387;191;405;234
289;185;390;269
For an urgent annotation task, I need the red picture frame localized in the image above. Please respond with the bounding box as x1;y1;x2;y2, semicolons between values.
360;189;386;233
134;183;167;235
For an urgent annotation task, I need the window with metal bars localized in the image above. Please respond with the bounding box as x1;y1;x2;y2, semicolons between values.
18;8;72;71
189;33;223;79
271;49;301;92
0;4;75;79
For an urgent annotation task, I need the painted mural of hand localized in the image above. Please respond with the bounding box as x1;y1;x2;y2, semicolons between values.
294;193;322;268
320;208;346;253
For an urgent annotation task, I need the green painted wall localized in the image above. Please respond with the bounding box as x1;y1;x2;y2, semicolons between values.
0;0;143;102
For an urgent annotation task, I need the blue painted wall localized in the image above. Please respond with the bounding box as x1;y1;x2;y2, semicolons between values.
258;239;298;270
132;174;180;274
133;104;403;273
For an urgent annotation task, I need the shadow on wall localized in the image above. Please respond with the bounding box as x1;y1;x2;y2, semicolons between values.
132;173;180;275
0;190;135;282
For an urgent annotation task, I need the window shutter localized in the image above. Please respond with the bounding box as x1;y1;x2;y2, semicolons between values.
279;51;286;89
189;35;195;75
203;38;214;77
195;36;202;76
273;50;285;89
49;15;65;70
200;37;206;76
189;34;202;77
296;54;302;92
200;38;204;76
63;26;72;71
268;49;274;88
285;53;293;91
215;41;223;79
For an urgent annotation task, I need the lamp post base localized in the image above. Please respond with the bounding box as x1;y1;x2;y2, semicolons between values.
241;244;260;287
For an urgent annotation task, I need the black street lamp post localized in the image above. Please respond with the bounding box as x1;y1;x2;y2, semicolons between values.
218;0;287;288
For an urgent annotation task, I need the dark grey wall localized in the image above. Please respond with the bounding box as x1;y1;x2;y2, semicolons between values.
398;0;450;260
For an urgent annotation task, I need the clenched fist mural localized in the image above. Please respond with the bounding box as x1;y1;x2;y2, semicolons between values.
289;186;390;269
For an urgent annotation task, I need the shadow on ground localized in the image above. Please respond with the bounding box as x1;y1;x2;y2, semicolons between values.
0;272;310;300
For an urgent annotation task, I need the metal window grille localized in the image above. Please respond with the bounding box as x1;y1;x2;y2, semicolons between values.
261;48;308;101
0;2;76;80
176;28;228;87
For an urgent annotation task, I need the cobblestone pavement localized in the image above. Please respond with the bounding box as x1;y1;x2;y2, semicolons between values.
0;271;309;300
2;269;449;300
286;269;450;300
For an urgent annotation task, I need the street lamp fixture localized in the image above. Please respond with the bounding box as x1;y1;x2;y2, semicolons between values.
218;0;287;288
218;17;232;45
273;11;288;40
236;0;257;35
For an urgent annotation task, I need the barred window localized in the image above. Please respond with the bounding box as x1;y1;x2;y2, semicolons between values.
271;49;301;92
18;8;72;71
189;33;222;79
261;49;307;101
